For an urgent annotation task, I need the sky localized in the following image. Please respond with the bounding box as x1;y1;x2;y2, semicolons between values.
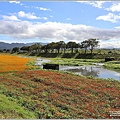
0;1;120;48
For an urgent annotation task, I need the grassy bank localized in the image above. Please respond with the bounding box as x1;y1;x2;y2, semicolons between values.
0;70;120;119
28;52;120;72
0;93;36;119
104;61;120;72
47;58;104;66
47;58;120;72
28;52;120;59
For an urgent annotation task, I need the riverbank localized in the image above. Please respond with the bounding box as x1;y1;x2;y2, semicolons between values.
34;57;120;81
47;58;104;66
36;57;120;73
103;61;120;72
19;51;120;72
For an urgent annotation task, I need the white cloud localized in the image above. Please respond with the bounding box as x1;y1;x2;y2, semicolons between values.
24;5;30;8
18;11;39;20
89;1;106;9
67;18;71;21
0;20;120;44
39;7;52;11
1;11;47;21
2;15;20;21
106;3;120;12
78;1;106;9
33;6;52;11
115;26;120;29
96;13;120;23
9;1;24;6
100;41;120;48
9;1;20;4
42;17;48;20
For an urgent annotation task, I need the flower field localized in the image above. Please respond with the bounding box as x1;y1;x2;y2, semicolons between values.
0;54;120;118
0;54;30;73
0;67;120;118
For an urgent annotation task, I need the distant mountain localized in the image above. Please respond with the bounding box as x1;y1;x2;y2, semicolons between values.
0;42;47;50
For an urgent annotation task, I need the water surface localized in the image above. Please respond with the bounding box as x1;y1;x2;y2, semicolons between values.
60;65;120;81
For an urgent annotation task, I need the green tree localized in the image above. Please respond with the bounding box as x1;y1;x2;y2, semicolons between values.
81;40;89;54
12;47;19;53
47;42;56;53
60;41;66;53
30;43;42;52
66;41;78;53
20;46;30;52
88;38;99;54
55;41;66;53
41;45;49;53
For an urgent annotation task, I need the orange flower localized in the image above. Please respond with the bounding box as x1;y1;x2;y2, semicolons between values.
0;54;30;73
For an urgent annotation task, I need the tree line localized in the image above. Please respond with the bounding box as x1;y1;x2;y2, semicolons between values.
11;38;99;54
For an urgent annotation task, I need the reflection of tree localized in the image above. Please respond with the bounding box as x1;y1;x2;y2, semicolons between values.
66;67;99;77
82;67;99;77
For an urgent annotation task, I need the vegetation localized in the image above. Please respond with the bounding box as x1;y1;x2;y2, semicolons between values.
0;53;120;119
12;47;19;53
0;54;40;73
0;94;36;118
1;38;120;62
104;61;120;72
5;38;99;55
81;38;99;54
0;37;120;118
0;54;30;73
47;58;103;66
0;69;119;119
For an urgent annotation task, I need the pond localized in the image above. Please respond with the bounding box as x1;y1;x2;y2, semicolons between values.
59;65;120;81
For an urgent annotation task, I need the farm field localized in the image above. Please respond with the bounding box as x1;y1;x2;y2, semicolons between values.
0;54;120;119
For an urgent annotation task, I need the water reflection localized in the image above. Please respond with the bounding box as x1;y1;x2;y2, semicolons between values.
65;67;99;77
60;65;120;81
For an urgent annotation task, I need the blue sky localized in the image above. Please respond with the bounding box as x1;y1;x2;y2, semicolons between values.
0;1;120;48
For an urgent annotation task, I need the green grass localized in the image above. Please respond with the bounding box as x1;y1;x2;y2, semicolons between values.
103;61;120;72
47;58;104;66
26;58;42;70
0;94;36;119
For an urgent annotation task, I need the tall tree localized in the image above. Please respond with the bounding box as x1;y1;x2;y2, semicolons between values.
88;38;99;54
55;41;66;53
12;47;19;53
41;45;49;53
81;40;89;54
20;46;30;52
47;42;56;53
30;43;42;52
66;41;77;53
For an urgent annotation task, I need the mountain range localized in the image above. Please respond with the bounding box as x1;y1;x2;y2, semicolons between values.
0;42;47;50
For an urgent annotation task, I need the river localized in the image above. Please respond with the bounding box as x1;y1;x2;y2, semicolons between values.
60;65;120;81
35;58;120;81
